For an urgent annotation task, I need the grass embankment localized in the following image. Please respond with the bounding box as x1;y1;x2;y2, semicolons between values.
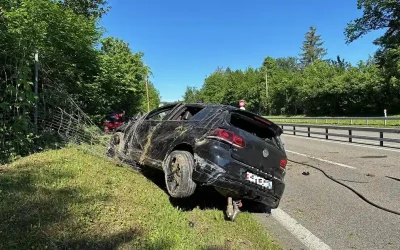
0;147;280;250
266;115;400;127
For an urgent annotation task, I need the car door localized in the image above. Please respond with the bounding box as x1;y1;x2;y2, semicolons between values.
133;103;184;166
145;105;188;162
146;104;208;163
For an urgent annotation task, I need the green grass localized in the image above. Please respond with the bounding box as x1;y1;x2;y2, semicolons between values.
265;116;400;127
0;147;281;250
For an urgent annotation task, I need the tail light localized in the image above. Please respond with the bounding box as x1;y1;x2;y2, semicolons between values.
280;159;288;168
207;128;246;148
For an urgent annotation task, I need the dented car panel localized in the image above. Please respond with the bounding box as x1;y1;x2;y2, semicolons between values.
111;102;287;209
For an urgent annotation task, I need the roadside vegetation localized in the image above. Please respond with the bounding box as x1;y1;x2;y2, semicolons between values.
0;0;160;163
183;0;400;120
0;147;281;250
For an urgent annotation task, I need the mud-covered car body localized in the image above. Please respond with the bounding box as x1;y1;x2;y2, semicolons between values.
111;102;287;209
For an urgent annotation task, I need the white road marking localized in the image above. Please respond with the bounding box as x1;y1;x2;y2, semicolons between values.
286;150;357;169
272;208;332;250
283;134;400;153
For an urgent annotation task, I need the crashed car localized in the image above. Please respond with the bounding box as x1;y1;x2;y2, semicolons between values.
107;102;287;221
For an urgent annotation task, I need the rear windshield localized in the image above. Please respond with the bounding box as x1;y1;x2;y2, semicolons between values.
229;112;276;139
228;111;284;150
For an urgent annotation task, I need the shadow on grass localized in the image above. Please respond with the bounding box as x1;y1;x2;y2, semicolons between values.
61;229;175;250
138;167;271;214
0;158;174;250
138;167;226;211
52;229;142;250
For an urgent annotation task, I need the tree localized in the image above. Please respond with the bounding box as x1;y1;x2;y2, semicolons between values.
0;0;105;161
262;56;277;73
183;86;202;103
327;55;350;70
276;57;300;72
140;81;161;112
0;0;162;163
90;37;149;119
344;0;400;47
344;0;400;67
345;0;400;112
299;26;327;67
60;0;110;19
194;53;385;116
201;67;229;104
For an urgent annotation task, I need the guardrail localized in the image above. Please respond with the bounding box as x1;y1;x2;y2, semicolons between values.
278;123;400;147
271;116;400;126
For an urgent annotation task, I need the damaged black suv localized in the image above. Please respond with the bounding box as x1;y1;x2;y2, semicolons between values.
107;102;287;221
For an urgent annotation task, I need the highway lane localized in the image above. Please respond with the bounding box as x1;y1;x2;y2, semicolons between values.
256;134;400;250
282;134;400;180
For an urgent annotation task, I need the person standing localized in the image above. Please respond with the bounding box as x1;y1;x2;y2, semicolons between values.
108;111;118;123
239;100;246;110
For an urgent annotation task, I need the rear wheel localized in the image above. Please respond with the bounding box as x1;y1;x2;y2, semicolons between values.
163;150;196;198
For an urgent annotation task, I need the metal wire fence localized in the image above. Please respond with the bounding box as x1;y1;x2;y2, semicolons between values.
0;81;110;164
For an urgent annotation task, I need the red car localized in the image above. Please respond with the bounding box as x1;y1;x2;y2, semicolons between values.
103;112;125;132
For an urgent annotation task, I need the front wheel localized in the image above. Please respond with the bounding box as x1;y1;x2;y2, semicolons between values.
106;132;124;159
163;150;197;198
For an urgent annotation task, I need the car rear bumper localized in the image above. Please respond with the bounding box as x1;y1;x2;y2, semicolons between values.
204;173;283;208
193;140;285;208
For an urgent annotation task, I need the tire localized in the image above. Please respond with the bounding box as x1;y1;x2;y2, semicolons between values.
106;132;124;159
163;150;197;198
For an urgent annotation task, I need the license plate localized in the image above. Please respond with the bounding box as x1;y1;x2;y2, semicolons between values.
245;172;272;189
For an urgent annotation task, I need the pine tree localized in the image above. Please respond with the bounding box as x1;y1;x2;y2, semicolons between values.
299;26;327;67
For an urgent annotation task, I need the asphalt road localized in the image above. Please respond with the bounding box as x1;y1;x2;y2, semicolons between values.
256;134;400;250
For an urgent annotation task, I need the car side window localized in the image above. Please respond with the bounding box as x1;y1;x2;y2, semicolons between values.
171;106;205;121
146;106;175;121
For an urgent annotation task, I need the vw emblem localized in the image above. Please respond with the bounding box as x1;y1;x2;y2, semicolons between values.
262;149;269;158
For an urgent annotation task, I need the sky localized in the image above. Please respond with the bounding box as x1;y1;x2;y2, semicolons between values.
101;0;385;102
